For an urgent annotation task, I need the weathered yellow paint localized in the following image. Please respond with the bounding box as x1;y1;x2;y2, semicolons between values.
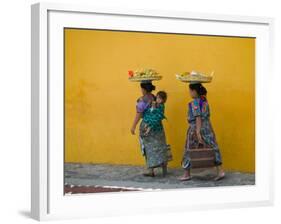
65;29;255;172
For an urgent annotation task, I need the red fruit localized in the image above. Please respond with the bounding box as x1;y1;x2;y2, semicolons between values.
128;70;134;77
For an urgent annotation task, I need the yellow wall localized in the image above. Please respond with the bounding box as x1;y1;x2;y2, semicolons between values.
64;29;255;172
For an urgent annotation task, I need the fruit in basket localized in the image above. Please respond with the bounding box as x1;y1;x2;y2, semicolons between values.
176;72;190;77
175;71;213;83
129;69;159;78
128;70;134;77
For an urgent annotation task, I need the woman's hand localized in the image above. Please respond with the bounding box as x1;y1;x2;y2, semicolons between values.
131;112;141;135
130;126;136;135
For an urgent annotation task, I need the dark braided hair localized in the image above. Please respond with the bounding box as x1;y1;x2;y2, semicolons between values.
140;82;156;93
189;83;207;98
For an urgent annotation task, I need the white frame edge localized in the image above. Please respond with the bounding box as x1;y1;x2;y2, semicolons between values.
31;3;49;220
31;2;275;221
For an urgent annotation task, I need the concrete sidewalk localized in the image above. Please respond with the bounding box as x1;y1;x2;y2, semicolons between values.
65;163;255;191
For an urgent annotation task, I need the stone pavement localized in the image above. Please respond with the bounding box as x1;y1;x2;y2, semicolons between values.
65;163;255;191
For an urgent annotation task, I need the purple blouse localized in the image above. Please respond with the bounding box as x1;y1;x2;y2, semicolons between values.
136;94;155;113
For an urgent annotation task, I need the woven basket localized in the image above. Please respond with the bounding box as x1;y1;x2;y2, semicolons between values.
175;71;213;83
176;76;212;83
128;76;162;82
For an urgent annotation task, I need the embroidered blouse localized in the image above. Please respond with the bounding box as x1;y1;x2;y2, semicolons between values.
188;97;210;123
136;93;155;113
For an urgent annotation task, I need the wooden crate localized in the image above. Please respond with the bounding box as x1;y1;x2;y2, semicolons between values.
189;148;216;168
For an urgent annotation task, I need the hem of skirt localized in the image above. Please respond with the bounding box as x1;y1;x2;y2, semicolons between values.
147;161;167;169
181;162;191;170
214;161;222;166
182;166;191;170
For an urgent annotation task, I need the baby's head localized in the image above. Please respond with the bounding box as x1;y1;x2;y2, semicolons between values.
156;91;167;104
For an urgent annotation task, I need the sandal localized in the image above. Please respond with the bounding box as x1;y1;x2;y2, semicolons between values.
214;172;225;181
178;176;192;181
143;171;155;177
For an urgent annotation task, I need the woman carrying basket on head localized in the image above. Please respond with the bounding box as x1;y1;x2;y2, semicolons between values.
129;69;170;177
176;71;225;181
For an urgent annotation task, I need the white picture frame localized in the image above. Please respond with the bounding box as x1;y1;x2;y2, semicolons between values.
31;2;274;221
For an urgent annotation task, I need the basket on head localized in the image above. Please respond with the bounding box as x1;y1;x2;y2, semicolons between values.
175;71;214;83
128;68;162;82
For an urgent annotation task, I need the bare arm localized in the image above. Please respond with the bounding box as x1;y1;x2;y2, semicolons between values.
196;116;204;144
131;112;142;135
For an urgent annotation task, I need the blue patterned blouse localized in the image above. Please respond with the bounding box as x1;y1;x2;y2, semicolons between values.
188;97;210;123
